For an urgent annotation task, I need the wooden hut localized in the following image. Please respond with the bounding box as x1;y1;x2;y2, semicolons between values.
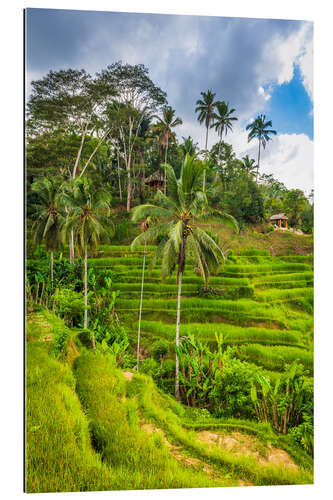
270;213;288;228
145;172;165;193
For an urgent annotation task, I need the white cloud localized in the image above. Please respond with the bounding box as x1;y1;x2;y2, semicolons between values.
227;127;313;195
298;37;313;101
258;86;271;101
176;120;313;195
258;22;313;101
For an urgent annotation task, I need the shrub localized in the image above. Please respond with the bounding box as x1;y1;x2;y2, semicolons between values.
151;339;169;366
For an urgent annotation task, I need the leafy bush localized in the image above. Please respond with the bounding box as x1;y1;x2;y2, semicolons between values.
151;339;169;366
209;356;256;419
52;287;85;326
290;415;314;456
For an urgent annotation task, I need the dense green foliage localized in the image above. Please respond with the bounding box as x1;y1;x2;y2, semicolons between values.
25;62;314;492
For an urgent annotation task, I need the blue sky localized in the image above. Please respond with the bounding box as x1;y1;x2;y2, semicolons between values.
25;8;313;194
265;67;313;139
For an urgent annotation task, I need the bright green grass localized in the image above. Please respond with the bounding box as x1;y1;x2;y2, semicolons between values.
135;320;304;347
130;373;313;486
255;288;313;303
25;342;118;493
237;344;313;373
74;352;231;489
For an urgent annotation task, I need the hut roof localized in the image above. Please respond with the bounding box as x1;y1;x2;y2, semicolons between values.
145;172;164;184
270;213;288;221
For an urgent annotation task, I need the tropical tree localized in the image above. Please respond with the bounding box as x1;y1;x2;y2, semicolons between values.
195;90;217;191
180;136;199;157
31;177;64;287
60;177;114;350
241;155;257;177
212;101;238;144
99;62;167;210
131;154;238;399
246;114;277;181
152;106;183;193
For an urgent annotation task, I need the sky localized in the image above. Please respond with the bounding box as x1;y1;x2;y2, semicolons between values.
25;8;313;195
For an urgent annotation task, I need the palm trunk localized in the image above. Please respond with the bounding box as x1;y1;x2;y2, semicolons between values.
137;242;146;371
203;126;209;191
175;269;182;400
84;245;88;329
84;245;95;354
164;138;169;194
50;250;54;288
126;156;131;211
257;139;261;183
70;230;75;264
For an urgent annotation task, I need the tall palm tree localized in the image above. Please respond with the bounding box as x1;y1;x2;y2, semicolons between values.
31;177;64;287
152;106;183;194
195;90;217;191
131;154;238;399
212;101;238;143
241;155;257;177
61;177;114;350
246;114;277;181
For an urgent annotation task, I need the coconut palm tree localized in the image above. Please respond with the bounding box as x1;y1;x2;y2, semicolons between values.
31;177;64;287
195;90;217;191
60;177;114;350
212;101;238;143
242;155;257;177
152;106;183;193
180;136;199;157
131;154;238;399
246;114;277;181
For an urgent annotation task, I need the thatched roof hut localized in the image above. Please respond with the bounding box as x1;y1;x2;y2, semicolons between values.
270;213;288;228
145;172;165;191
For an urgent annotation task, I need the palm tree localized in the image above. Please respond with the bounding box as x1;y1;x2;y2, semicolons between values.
242;155;257;177
246;114;277;181
212;101;238;142
195;90;217;191
31;177;64;287
61;177;114;350
131;154;238;399
180;136;199;157
152;106;183;194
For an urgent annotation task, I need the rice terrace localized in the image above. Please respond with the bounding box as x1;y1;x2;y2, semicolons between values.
25;8;314;494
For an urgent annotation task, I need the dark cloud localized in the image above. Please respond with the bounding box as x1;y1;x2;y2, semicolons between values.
25;9;310;147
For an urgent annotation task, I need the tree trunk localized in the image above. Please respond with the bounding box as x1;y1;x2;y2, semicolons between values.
203;126;209;191
126;157;131;211
117;149;122;201
164;137;169;194
72;131;86;179
84;245;88;330
50;250;54;288
175;269;182;400
137;242;146;371
69;230;75;264
257;138;261;183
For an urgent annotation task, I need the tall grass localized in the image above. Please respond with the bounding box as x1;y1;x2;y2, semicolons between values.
237;344;313;373
132;374;313;486
25;343;117;493
256;288;313;303
135;320;303;347
74;352;228;489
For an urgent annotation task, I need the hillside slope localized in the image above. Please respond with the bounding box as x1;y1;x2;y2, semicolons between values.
26;312;313;492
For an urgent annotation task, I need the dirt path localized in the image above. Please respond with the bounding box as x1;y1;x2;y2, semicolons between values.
140;419;251;486
197;430;298;470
